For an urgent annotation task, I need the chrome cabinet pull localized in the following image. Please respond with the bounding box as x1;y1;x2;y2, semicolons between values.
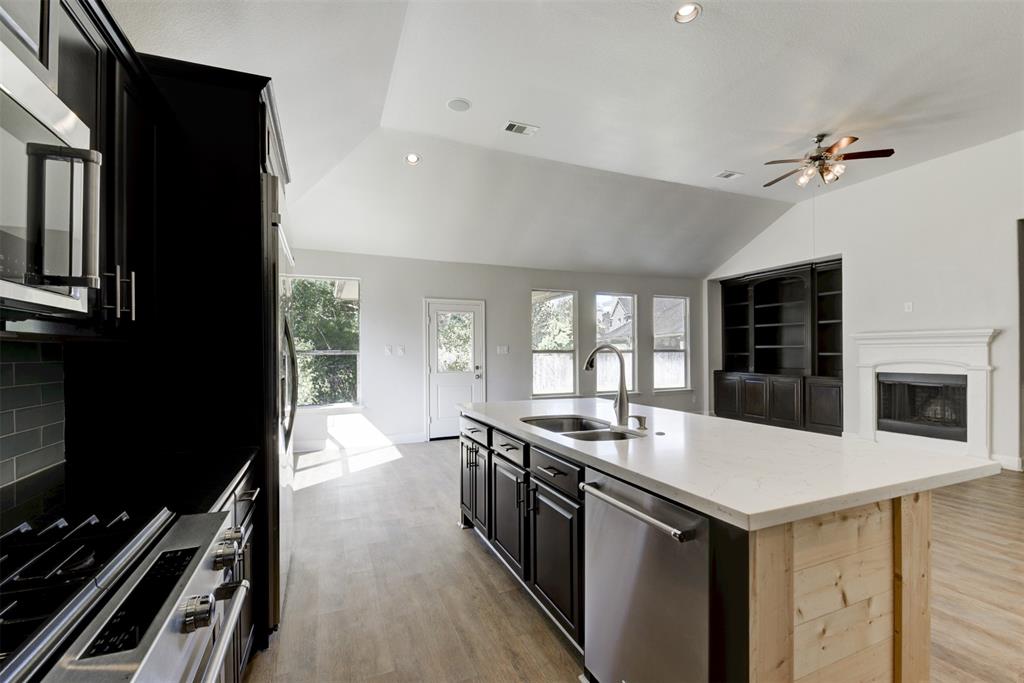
537;465;564;478
129;271;136;320
526;486;537;513
499;443;517;451
580;482;698;543
515;480;524;509
102;264;121;318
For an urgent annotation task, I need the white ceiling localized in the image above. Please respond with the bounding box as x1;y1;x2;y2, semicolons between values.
290;127;790;276
108;0;1024;277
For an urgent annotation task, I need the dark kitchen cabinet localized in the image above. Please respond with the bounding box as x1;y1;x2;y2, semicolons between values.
527;478;583;645
740;374;769;423
459;436;488;536
713;371;741;419
805;376;843;436
716;259;843;435
768;374;803;429
0;0;58;88
490;455;527;579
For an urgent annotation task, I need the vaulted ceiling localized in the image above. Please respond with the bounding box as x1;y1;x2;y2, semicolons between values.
108;0;1023;277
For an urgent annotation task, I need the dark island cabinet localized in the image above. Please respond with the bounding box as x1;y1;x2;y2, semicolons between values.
490;455;527;579
459;435;490;537
527;479;583;644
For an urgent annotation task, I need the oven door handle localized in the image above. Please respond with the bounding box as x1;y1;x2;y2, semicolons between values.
200;579;250;683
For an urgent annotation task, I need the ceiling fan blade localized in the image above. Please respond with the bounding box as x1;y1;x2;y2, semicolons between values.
837;149;895;160
764;158;806;165
762;168;802;187
824;136;858;156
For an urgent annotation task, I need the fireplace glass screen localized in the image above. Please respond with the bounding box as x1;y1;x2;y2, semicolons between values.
877;373;967;442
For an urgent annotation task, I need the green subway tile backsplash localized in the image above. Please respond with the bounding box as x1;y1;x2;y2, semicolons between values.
0;342;65;486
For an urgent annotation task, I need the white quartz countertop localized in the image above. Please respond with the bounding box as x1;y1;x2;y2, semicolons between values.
459;398;1000;530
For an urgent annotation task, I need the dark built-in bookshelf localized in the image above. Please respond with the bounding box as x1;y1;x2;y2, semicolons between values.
716;260;843;435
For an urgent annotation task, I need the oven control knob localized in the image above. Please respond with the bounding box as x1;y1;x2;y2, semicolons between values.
212;541;240;570
222;526;244;544
182;593;216;632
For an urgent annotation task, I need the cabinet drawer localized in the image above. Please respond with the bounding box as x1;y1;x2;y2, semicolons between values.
459;415;489;446
530;448;582;500
491;430;527;467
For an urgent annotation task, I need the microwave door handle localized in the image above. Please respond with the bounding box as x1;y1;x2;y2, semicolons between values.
25;143;102;289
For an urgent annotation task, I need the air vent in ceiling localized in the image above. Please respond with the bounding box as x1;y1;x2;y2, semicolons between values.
504;121;539;136
713;170;744;180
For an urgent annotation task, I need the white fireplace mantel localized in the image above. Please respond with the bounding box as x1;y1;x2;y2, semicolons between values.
853;328;999;460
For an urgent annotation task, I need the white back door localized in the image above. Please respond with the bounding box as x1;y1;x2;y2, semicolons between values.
427;299;485;439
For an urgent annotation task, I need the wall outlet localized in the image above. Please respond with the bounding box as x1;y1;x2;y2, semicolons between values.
903;302;914;313
396;345;405;357
497;344;510;355
384;344;393;356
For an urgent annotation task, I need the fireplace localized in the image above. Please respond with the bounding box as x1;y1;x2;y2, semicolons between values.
877;373;967;442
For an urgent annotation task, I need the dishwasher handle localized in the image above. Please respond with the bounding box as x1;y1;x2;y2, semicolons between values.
580;482;698;543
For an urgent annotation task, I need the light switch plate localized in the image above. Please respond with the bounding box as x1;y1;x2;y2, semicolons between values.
397;345;405;357
497;345;509;355
903;302;914;313
384;344;392;356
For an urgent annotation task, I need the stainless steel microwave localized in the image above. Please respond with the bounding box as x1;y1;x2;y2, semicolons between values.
1;41;101;316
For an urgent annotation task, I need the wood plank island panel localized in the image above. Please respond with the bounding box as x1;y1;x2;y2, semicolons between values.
750;496;931;683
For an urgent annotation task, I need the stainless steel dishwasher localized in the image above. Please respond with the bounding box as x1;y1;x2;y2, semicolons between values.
581;469;709;683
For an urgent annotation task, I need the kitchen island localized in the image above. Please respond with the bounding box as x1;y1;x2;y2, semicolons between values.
458;398;999;683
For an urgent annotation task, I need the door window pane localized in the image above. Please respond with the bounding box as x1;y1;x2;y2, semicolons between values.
532;290;576;394
596;294;635;392
437;311;474;372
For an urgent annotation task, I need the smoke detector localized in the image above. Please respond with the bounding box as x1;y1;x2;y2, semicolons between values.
504;121;539;136
713;170;744;180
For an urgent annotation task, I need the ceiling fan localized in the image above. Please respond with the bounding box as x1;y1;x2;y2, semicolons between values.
762;134;894;188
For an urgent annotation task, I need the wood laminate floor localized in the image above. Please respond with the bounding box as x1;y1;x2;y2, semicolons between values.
244;438;582;683
246;437;1023;682
931;468;1024;682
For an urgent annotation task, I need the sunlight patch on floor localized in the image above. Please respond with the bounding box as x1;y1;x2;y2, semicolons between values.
293;413;403;490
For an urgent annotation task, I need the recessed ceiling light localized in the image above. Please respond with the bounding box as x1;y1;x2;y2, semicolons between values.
447;97;472;112
674;3;702;23
405;153;420;166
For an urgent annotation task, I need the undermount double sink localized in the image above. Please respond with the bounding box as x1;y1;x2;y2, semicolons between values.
521;415;644;441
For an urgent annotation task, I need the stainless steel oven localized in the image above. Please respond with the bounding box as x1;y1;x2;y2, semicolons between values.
0;41;101;316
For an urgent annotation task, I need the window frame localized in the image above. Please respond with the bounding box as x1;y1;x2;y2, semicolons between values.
595;291;637;394
530;289;579;397
652;294;689;391
283;274;362;408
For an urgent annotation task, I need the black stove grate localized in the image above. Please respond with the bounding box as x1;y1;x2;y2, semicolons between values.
0;511;143;665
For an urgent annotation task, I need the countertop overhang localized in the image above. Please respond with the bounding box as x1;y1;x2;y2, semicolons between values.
459;398;1000;530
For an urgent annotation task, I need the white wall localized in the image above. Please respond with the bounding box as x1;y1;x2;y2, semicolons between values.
704;131;1024;469
293;249;703;441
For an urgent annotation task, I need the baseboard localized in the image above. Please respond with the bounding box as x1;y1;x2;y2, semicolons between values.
387;431;427;444
993;453;1023;471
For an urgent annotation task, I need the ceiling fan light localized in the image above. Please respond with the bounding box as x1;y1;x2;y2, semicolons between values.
823;168;837;183
832;163;846;177
796;173;811;187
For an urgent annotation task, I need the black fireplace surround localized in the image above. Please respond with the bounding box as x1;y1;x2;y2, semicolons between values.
877;373;967;442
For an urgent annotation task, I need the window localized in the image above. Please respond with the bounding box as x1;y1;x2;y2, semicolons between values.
595;293;636;392
531;290;576;395
281;276;360;406
653;295;688;390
